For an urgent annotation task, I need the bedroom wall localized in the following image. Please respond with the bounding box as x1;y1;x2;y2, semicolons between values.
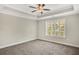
0;13;37;48
37;14;79;48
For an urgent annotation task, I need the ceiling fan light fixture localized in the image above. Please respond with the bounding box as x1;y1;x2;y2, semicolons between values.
36;7;44;12
29;4;50;14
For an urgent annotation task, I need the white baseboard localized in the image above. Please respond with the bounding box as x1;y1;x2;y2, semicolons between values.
38;39;79;48
0;38;79;49
0;38;37;49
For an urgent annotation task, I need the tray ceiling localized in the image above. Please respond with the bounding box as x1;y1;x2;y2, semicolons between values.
4;4;72;16
0;4;79;20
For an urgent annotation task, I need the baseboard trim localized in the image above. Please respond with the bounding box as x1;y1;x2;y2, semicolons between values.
0;38;79;49
37;39;79;48
0;39;37;49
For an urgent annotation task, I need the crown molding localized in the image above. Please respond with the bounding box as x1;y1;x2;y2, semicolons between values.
37;11;79;20
40;5;74;17
0;5;37;20
0;5;79;20
38;5;79;20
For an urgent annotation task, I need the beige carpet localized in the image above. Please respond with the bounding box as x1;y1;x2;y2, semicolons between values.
0;39;79;55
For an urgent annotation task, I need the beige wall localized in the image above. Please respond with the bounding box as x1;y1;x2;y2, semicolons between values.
0;13;37;47
37;14;79;47
0;12;79;48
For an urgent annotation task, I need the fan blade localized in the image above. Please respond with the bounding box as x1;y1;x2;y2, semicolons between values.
32;10;36;12
44;9;50;11
29;6;36;8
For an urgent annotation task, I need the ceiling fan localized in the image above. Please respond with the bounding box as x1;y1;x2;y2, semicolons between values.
29;4;50;14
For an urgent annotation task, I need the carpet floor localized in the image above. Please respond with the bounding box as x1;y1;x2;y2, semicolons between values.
0;39;79;55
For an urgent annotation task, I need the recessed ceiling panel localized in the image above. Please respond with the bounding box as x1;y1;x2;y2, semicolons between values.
4;4;72;16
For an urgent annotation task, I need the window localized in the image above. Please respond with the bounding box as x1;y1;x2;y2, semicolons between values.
46;19;65;37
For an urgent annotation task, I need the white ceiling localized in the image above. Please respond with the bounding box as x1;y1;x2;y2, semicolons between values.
0;4;79;20
4;4;72;16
